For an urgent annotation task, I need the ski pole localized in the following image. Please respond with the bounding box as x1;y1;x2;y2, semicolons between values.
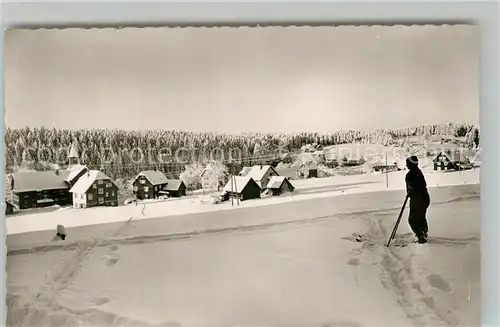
386;195;409;247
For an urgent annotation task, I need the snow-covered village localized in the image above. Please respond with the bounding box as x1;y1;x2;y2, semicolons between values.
4;26;480;327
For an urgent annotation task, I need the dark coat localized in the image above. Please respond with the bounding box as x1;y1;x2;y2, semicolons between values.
405;167;430;208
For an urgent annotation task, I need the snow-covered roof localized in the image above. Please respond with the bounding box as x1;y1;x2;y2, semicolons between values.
247;165;277;181
11;170;71;193
69;170;116;194
239;167;252;176
223;176;260;193
433;149;470;163
65;164;88;183
163;179;185;191
134;170;169;186
266;176;293;189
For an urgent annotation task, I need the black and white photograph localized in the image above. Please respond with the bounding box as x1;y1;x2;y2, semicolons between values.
4;25;480;327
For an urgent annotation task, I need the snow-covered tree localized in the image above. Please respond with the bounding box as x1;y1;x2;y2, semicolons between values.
179;162;204;191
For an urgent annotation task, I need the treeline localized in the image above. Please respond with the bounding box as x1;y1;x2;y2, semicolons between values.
5;123;479;179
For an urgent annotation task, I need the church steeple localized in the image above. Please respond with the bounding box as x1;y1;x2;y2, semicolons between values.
68;143;79;165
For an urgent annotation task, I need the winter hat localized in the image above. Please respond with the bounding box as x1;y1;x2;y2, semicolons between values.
406;156;419;167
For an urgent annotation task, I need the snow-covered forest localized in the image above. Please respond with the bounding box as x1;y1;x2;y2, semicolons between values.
5;122;479;179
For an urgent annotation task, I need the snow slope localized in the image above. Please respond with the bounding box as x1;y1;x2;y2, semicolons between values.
6;168;480;235
6;183;480;327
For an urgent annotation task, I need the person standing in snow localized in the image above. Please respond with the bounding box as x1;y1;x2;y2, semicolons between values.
405;156;430;244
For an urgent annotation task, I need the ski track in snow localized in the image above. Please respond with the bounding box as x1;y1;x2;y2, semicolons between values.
7;190;479;327
7;217;141;327
343;200;479;327
7;194;479;257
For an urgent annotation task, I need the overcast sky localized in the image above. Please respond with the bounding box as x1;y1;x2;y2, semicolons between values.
5;25;479;133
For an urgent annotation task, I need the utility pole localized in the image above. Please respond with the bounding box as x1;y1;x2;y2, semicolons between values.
230;165;235;207
234;175;240;206
385;155;389;188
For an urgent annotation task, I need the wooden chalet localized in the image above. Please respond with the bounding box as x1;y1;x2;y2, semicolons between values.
246;165;279;189
9;170;73;210
222;176;261;201
266;176;295;196
433;150;473;171
70;170;119;208
132;170;169;200
164;179;187;197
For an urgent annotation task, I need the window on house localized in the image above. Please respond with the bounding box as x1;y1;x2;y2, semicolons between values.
97;180;103;185
105;192;109;197
88;193;93;201
144;187;149;192
98;188;104;195
74;193;77;199
93;184;97;189
81;194;84;200
140;180;146;184
106;182;111;188
111;191;115;196
98;197;104;204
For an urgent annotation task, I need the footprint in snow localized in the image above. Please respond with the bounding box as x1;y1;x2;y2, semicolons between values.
426;274;452;293
91;296;111;306
103;245;120;267
347;257;362;266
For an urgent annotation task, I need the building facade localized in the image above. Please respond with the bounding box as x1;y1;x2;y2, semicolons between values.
164;179;187;197
266;176;295;196
10;171;73;210
70;171;119;208
222;176;261;201
132;170;169;200
247;165;280;189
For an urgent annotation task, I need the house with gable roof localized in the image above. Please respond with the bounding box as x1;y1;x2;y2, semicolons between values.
222;176;261;201
266;176;295;196
10;170;73;209
164;179;187;197
70;170;119;208
246;165;279;189
433;149;473;171
8;145;89;210
132;170;169;200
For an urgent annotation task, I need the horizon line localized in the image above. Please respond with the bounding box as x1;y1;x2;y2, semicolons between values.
5;121;480;135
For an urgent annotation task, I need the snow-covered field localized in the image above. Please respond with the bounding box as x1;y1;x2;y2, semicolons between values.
6;168;480;236
6;170;480;327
